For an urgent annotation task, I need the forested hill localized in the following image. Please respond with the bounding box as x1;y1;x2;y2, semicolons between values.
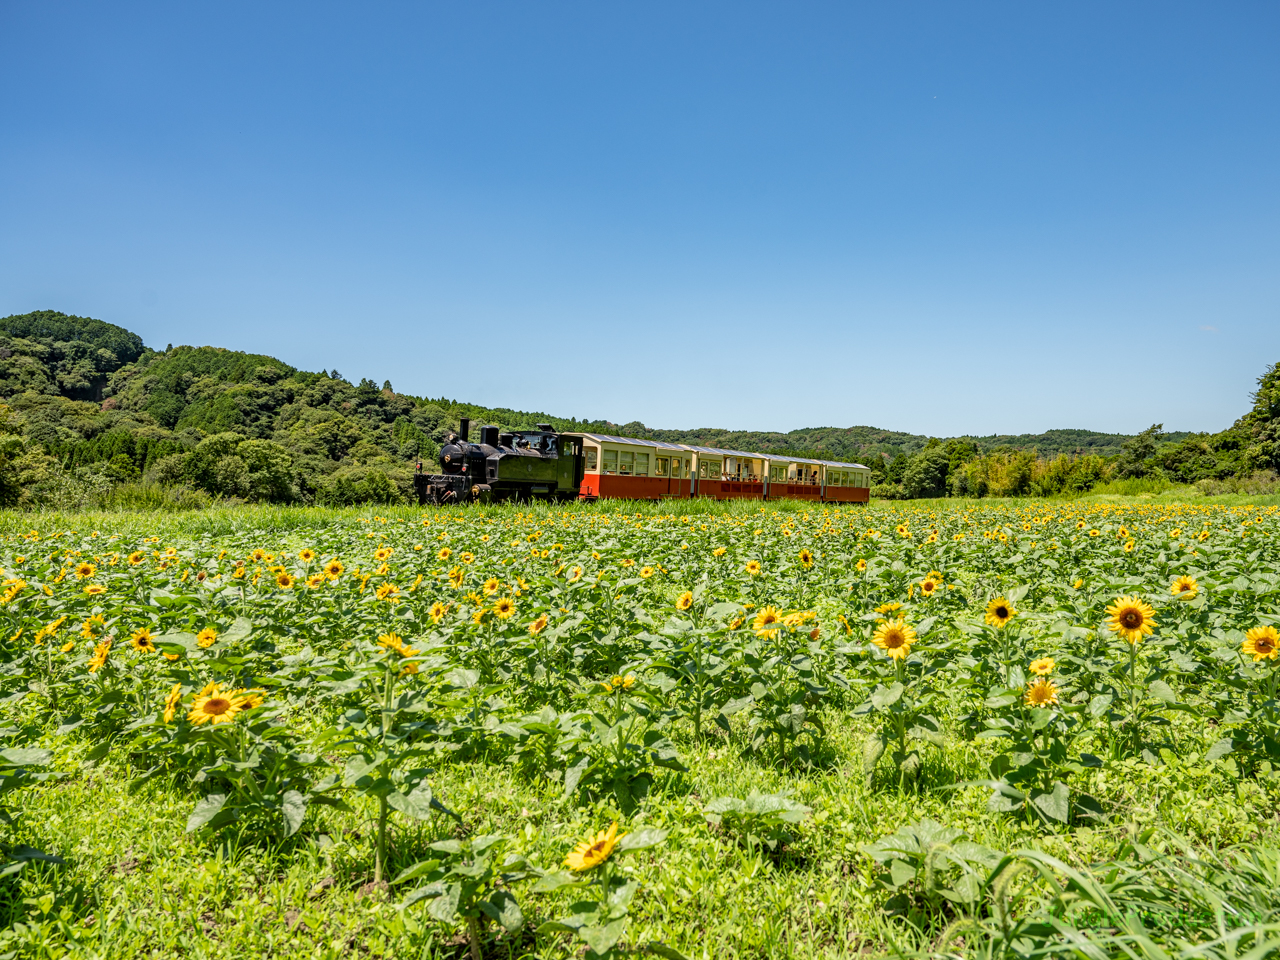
0;309;1252;506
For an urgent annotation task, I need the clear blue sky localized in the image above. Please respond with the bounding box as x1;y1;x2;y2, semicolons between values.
2;2;1278;437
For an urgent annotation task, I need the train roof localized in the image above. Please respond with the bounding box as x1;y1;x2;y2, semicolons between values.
572;433;867;471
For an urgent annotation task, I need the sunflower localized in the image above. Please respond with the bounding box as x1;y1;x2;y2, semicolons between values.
752;605;784;638
276;572;295;589
1072;578;1084;590
87;639;111;673
566;565;583;583
378;632;405;654
1243;626;1279;662
895;524;909;538
128;551;145;566
81;614;106;639
196;627;218;648
1024;678;1059;707
84;584;106;596
675;591;694;611
375;582;400;602
233;688;267;709
188;683;245;725
1105;596;1157;644
920;578;939;597
494;597;516;619
482;577;500;596
298;549;316;563
798;549;814;569
1171;575;1198;600
250;549;269;562
713;547;727;558
639;566;654;578
460;552;475;565
438;547;453;562
306;574;325;589
744;560;762;576
1118;526;1130;539
528;614;549;636
564;822;624;871
375;547;394;561
75;562;96;579
448;566;465;589
856;559;868;572
874;601;902;616
1029;656;1056;676
129;627;156;653
163;683;183;724
985;597;1015;629
428;601;450;623
872;619;917;661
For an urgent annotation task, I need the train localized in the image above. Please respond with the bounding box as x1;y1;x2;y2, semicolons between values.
412;418;872;505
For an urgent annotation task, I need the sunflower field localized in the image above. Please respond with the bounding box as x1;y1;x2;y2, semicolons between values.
1;498;1279;959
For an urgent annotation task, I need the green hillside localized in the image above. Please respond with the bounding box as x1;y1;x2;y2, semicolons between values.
0;309;1270;507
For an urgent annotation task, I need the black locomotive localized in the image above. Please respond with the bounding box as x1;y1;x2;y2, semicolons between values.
413;418;586;505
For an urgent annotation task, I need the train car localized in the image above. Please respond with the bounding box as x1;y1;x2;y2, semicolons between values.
575;434;692;500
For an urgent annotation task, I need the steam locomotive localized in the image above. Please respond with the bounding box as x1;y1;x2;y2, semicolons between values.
412;418;586;505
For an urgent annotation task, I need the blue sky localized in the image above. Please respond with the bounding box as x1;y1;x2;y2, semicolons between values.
2;2;1278;437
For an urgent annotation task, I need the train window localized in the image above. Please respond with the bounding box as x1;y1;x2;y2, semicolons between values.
655;457;669;477
602;450;617;474
635;453;649;477
699;459;721;479
585;447;598;472
619;451;634;475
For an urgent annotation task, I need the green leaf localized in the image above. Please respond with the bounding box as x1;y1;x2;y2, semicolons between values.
618;828;668;852
386;782;434;821
1030;782;1070;824
0;747;51;766
1207;737;1235;762
186;793;228;833
533;871;580;893
1148;680;1177;702
642;943;692;960
871;682;904;709
579;917;628;955
481;890;523;933
426;881;461;922
281;790;306;836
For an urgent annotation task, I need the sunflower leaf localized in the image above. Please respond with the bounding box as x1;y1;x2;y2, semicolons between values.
281;790;306;836
617;828;667;852
186;793;228;832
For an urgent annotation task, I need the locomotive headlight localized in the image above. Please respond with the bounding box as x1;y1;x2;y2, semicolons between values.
444;455;451;463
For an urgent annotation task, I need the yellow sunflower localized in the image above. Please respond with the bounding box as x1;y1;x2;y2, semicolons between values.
196;627;218;648
163;683;183;723
128;551;145;566
1029;656;1055;676
564;822;623;871
1024;678;1059;707
985;597;1015;629
1105;596;1157;644
528;614;549;636
744;560;762;576
429;601;450;623
675;591;694;611
920;578;939;597
713;547;727;558
482;577;500;596
639;566;654;578
276;572;295;589
87;639;111;673
872;619;917;661
752;605;784;638
83;584;106;596
798;549;814;569
1171;575;1198;600
375;547;394;561
494;597;516;619
188;683;245;725
75;562;96;579
375;582;400;602
875;602;902;616
298;549;316;563
567;566;583;583
856;559;868;572
1243;626;1279;662
129;627;156;653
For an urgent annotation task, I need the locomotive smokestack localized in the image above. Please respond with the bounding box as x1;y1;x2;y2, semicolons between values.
458;417;470;441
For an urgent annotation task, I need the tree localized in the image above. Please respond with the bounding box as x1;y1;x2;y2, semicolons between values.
901;447;950;499
1115;424;1163;478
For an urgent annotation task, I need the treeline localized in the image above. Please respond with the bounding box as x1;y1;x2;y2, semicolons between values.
0;309;1273;509
868;362;1280;499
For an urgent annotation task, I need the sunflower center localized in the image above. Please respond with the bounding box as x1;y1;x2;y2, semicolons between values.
995;606;1008;619
883;630;905;649
1121;611;1142;629
1258;640;1275;655
204;698;232;716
